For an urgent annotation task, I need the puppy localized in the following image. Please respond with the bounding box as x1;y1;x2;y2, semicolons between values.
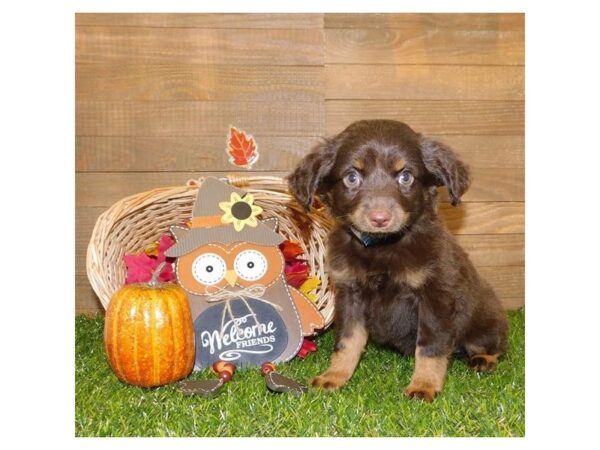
288;120;508;402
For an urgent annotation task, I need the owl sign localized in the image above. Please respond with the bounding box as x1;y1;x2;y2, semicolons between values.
165;177;324;370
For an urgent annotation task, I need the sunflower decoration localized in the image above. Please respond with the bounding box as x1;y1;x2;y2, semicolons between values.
219;192;263;232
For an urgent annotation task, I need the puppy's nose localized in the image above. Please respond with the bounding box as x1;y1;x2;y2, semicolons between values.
367;209;392;228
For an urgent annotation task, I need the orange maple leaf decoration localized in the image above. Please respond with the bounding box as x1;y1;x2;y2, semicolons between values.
226;126;259;169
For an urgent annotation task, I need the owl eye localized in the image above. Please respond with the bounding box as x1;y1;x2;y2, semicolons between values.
192;253;226;285
234;250;268;281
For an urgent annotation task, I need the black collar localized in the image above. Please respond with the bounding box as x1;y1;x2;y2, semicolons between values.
348;226;406;247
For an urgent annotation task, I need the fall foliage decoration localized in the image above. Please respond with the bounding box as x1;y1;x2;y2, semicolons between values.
279;240;309;287
279;240;304;260
284;259;310;289
297;339;318;360
299;277;320;303
104;263;195;387
225;126;259;169
123;234;176;284
279;240;321;302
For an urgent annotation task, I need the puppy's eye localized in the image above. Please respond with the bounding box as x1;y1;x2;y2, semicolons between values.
397;170;414;187
343;170;363;189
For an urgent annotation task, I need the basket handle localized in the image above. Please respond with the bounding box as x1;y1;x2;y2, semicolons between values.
186;175;284;190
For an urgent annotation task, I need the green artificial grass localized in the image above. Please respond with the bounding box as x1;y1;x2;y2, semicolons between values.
75;309;524;437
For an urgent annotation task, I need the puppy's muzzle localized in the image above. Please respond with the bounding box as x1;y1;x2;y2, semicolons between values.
367;209;392;228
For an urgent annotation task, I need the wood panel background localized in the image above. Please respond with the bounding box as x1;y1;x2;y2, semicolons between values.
75;13;525;315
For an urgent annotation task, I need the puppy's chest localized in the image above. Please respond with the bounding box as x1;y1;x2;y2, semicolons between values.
329;235;432;290
358;274;420;354
331;261;431;292
360;272;421;302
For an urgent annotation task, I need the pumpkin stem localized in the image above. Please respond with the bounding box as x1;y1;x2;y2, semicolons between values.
150;262;167;286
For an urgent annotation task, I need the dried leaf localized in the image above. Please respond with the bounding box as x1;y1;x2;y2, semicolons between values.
226;126;259;169
124;233;176;284
279;240;304;260
297;338;318;359
299;277;320;303
123;253;157;284
284;259;310;288
144;242;159;257
157;234;175;254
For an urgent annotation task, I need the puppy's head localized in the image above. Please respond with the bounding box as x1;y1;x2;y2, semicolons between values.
288;120;470;234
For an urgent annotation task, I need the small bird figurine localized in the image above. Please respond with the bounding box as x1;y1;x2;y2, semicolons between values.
179;361;236;398
261;362;308;396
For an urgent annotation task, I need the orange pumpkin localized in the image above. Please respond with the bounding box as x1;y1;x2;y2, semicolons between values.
104;263;195;387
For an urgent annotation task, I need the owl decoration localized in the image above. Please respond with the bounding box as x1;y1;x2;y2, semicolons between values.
165;177;324;378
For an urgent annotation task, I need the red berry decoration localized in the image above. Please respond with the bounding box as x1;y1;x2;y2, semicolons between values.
211;360;226;374
261;362;276;376
211;361;236;383
218;371;232;383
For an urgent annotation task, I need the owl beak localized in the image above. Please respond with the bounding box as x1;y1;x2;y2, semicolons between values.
224;270;238;287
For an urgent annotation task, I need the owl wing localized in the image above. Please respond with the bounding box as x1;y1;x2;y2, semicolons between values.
288;286;325;335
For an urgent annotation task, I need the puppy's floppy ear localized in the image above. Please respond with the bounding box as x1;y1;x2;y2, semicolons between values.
419;135;471;206
287;138;339;210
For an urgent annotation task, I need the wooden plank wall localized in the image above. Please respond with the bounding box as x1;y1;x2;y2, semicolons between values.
75;13;524;315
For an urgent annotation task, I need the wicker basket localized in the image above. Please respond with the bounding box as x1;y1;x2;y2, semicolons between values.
86;175;336;328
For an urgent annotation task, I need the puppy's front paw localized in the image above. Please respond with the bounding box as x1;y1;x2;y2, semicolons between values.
311;370;349;391
404;381;438;402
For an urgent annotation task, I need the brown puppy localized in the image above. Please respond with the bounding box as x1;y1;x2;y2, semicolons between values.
288;120;508;402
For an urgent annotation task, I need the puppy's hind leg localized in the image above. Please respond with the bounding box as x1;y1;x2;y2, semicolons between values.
468;352;501;373
312;322;368;391
463;314;508;373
